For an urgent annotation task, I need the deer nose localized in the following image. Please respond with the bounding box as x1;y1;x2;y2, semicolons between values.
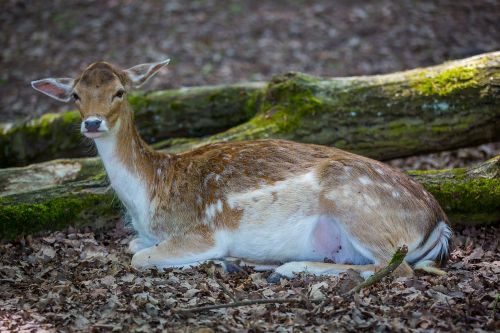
84;119;102;132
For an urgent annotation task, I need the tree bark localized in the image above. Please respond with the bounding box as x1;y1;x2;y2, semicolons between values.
1;155;498;239
1;52;499;167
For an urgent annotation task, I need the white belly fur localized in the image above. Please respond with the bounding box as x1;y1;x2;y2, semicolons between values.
220;171;372;265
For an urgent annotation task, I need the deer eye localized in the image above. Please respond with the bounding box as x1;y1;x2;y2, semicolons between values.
72;93;80;101
114;90;125;99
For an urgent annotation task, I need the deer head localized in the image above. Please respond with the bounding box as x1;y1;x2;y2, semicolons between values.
31;59;169;139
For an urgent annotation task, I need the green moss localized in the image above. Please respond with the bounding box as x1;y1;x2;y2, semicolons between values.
0;192;120;240
414;67;478;96
0;109;85;167
72;158;105;182
128;91;150;112
242;89;265;119
407;157;499;226
62;110;81;124
90;171;108;182
36;113;61;135
385;119;423;137
29;111;80;137
187;74;325;145
255;73;323;134
407;167;467;177
420;177;499;224
154;137;203;152
388;246;407;265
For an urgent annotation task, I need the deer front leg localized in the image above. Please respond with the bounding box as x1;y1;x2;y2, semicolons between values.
131;233;225;269
128;237;156;254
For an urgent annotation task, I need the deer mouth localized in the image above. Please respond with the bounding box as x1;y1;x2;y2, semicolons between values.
83;131;106;139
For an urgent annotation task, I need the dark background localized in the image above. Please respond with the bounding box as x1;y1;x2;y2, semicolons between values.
1;0;499;123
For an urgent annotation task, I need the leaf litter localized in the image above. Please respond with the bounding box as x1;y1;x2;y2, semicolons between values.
0;221;498;332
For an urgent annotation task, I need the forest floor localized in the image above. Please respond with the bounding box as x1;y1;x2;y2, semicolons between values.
0;153;496;332
0;222;498;332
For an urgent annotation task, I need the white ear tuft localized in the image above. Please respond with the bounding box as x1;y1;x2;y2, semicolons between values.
31;78;74;102
124;59;170;88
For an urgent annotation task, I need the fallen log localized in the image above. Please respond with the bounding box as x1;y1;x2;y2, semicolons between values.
1;155;498;239
408;155;500;226
1;52;499;167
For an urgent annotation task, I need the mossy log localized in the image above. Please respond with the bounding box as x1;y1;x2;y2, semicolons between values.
1;155;498;239
408;155;500;226
1;52;499;167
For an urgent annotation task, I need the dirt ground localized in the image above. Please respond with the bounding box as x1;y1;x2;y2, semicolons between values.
0;1;499;332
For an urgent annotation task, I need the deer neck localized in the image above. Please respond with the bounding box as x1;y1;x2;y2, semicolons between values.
93;107;170;237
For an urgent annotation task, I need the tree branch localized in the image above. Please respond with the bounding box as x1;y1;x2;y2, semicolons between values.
174;297;306;315
348;245;408;295
211;271;239;302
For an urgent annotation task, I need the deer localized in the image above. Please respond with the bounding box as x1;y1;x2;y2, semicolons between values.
31;59;452;282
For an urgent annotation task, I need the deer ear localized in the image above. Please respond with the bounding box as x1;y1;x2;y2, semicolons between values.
124;59;170;88
31;78;74;102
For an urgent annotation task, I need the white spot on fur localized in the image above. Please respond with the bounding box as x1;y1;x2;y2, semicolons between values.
205;199;224;222
362;193;378;207
392;191;401;198
326;184;354;202
359;176;373;185
227;197;237;209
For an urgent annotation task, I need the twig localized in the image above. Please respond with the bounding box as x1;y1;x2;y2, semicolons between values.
348;245;408;295
175;297;307;314
213;272;239;302
492;293;499;318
